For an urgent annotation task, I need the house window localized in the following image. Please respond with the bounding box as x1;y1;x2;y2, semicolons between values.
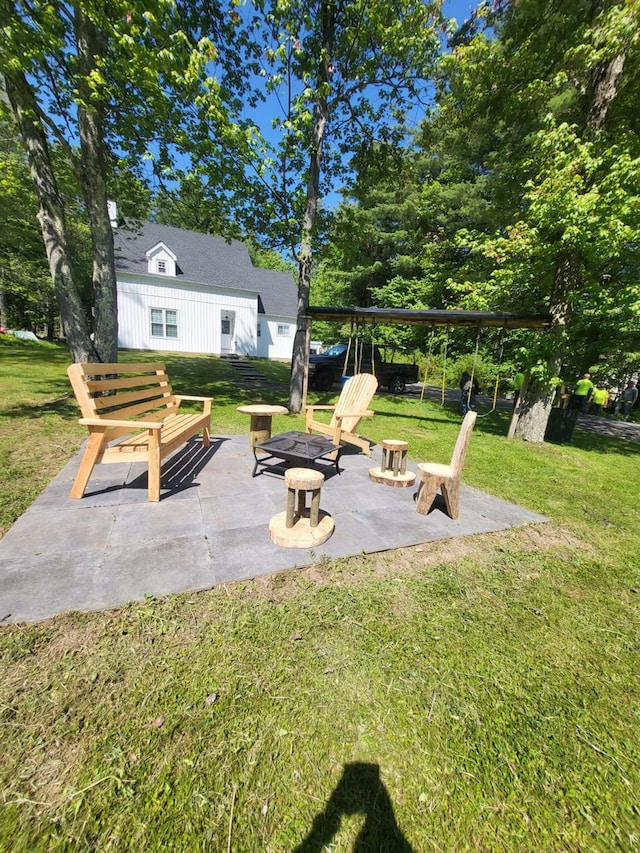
277;324;290;336
257;323;261;337
156;259;167;274
150;308;178;338
221;317;231;335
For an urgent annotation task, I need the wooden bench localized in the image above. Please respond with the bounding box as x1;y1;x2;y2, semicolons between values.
67;362;213;502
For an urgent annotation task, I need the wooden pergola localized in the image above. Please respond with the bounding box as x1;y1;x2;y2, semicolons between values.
307;306;552;329
301;305;552;407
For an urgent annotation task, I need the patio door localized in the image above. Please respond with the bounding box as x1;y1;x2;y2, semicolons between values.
221;310;235;354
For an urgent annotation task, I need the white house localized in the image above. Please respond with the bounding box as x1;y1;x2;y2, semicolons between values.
114;221;298;359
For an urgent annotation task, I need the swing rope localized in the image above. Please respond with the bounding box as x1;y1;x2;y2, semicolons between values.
419;327;435;404
354;320;364;374
370;321;376;379
474;324;506;418
342;320;354;378
440;326;449;406
465;326;482;410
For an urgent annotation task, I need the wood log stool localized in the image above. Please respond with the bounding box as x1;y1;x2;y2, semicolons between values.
269;468;335;548
369;439;415;487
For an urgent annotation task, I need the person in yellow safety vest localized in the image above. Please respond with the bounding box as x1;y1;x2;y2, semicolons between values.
571;373;594;414
590;384;609;415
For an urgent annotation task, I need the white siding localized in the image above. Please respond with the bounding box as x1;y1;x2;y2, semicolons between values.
117;276;258;356
256;316;295;360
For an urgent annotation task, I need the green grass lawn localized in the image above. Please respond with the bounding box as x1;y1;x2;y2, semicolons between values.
1;337;639;851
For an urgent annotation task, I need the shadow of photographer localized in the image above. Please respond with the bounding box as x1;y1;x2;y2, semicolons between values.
294;762;414;852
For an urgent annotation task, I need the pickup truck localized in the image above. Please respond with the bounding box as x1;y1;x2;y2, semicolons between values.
309;343;419;393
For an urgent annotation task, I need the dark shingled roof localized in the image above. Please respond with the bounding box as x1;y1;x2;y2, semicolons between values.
114;221;297;317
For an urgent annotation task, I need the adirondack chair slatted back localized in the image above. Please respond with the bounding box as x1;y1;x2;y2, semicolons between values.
68;362;179;442
449;411;477;477
331;374;379;434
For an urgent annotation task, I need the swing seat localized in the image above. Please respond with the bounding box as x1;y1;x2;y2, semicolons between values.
415;411;477;518
305;374;378;456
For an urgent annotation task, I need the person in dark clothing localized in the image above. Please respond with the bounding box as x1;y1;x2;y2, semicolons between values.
460;371;480;416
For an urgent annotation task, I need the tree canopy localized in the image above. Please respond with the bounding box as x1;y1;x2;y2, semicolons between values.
1;0;638;435
314;0;640;436
1;0;255;360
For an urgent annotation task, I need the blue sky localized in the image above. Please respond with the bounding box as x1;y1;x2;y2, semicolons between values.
444;0;477;23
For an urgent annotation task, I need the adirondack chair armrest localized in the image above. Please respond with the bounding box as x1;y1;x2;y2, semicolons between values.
334;409;374;420
174;395;213;414
78;417;164;431
305;405;337;413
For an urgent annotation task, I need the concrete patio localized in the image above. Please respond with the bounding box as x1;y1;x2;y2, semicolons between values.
0;434;548;625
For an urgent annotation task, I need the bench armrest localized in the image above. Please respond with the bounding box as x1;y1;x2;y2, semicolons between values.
174;395;212;415
79;417;163;430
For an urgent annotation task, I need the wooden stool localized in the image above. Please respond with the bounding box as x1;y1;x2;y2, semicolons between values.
369;439;415;487
269;468;335;548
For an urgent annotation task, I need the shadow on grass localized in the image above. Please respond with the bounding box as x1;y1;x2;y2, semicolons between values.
377;403;640;457
570;429;640;457
0;394;80;422
294;762;414;853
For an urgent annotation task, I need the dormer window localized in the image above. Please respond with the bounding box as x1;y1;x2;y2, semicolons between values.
146;241;177;277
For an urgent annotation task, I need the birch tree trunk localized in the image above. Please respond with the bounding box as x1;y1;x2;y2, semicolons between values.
4;69;99;362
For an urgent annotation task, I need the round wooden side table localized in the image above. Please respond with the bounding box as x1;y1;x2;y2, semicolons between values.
236;403;289;448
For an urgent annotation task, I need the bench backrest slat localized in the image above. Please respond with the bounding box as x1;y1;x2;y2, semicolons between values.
86;371;170;394
93;385;172;413
68;362;178;429
76;362;166;375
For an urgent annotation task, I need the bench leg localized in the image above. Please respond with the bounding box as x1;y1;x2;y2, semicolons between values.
148;431;161;502
69;431;107;499
202;423;210;448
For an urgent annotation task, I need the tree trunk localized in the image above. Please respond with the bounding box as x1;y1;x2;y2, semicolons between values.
288;2;333;413
4;69;99;363
588;53;625;131
75;7;118;363
514;45;627;442
0;285;6;328
515;249;578;442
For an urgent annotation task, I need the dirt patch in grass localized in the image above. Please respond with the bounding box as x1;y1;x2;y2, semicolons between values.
44;624;102;659
239;522;588;607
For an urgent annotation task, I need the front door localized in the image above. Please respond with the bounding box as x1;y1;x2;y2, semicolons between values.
221;310;235;354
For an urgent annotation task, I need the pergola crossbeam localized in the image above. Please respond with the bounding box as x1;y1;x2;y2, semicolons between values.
307;306;552;329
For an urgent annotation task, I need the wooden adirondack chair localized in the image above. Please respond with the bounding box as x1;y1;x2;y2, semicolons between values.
305;373;378;456
415;411;477;518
